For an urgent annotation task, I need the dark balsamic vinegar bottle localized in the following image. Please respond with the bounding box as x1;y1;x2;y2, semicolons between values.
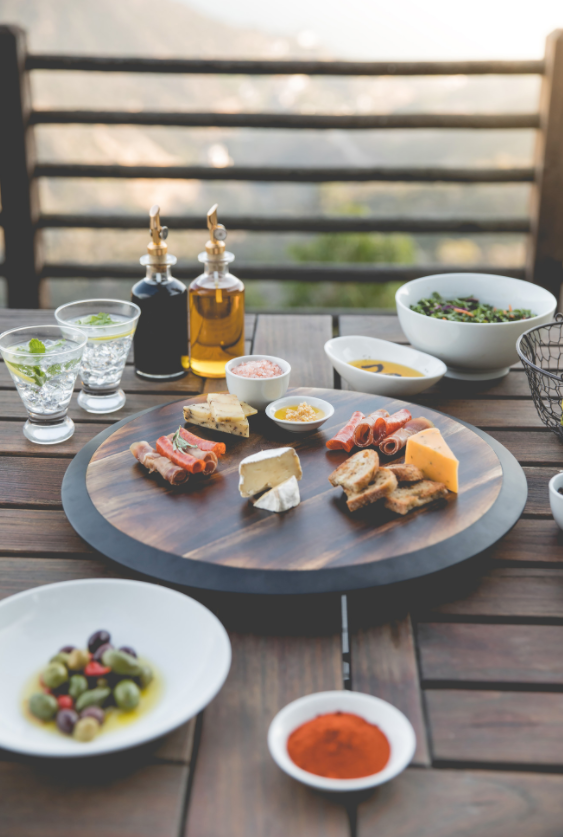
132;205;188;380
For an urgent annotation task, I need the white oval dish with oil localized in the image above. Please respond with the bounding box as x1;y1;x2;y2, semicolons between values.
324;336;447;397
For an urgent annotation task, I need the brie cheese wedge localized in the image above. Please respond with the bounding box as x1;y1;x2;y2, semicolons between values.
253;476;300;513
238;447;302;498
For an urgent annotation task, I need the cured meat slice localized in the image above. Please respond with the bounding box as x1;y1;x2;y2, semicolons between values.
326;411;365;452
379;417;434;456
130;442;189;486
353;409;390;448
165;433;218;475
178;427;226;457
156;436;206;474
372;409;412;446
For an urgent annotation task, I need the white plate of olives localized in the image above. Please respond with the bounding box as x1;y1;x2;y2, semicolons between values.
0;578;231;757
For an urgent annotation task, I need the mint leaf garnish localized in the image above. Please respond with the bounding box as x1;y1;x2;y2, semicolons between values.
28;338;45;354
77;313;117;326
172;428;197;452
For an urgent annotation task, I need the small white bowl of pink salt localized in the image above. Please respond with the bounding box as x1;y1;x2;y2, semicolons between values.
226;354;291;411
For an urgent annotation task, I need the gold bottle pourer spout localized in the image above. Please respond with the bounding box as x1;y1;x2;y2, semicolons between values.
205;204;227;257
146;204;169;263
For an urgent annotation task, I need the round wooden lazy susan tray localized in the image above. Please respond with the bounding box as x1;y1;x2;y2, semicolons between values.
62;387;527;595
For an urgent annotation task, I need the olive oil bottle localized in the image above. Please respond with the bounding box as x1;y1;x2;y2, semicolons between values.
189;205;244;378
132;206;188;380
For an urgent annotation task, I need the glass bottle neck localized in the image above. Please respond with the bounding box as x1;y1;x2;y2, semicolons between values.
146;265;173;284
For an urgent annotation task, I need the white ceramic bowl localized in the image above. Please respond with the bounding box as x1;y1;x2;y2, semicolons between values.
226;354;291;411
324;335;446;397
0;579;231;758
266;395;334;433
396;273;557;380
549;473;563;530
268;690;416;792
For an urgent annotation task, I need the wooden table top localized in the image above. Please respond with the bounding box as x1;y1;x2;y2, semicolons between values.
1;308;563;837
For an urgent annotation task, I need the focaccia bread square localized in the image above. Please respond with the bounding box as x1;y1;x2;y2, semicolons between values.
346;467;398;512
386;463;425;483
329;449;379;493
384;480;447;516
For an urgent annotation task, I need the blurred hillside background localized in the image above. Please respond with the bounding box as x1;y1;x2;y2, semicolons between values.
0;0;561;309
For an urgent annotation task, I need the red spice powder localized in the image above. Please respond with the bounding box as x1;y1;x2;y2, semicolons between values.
287;711;390;779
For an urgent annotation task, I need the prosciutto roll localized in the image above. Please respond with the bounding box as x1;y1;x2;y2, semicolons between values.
156;436;206;474
353;409;390;448
372;408;412;446
178;427;226;457
326;411;365;452
379;416;434;456
166;433;218;475
130;442;189;486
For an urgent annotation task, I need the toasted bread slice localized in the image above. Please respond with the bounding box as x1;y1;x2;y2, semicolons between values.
384;480;447;516
346;468;397;512
329;449;379;493
386;463;425;483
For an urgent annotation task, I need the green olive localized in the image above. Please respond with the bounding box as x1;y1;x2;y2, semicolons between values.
102;648;142;677
29;692;58;721
68;674;88;700
42;662;68;689
114;679;140;711
73;716;100;742
96;678;109;689
138;665;153;690
49;652;70;666
66;648;90;671
75;687;111;712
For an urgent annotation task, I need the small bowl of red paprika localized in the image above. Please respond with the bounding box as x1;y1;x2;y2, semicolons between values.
268;690;416;792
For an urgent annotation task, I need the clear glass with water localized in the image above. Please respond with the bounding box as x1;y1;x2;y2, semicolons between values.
55;299;141;414
0;325;87;444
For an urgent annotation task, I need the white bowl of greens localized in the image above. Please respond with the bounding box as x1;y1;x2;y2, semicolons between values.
396;273;557;380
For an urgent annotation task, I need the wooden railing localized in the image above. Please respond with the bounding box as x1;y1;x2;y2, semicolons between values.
0;24;562;308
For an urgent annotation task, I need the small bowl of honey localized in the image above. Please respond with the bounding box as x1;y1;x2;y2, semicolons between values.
324;336;447;397
266;395;334;433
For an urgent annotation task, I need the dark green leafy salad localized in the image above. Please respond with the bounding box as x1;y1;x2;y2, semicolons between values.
410;292;535;323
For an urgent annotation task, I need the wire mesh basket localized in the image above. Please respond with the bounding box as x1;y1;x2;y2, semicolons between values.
517;313;563;441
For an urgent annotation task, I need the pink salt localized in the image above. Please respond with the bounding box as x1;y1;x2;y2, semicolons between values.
231;359;283;379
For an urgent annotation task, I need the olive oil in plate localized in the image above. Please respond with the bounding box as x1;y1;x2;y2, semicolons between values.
349;359;423;378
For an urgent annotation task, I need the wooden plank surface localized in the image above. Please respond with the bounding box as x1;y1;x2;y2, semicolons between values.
0;456;67;507
358;768;563;836
420;568;563;619
0;420;110;457
0;761;190;837
348;609;429;766
253;314;333;388
418;622;563;683
488;518;563;564
0;509;92;554
3;307;563;834
427;690;563;765
185;605;348;837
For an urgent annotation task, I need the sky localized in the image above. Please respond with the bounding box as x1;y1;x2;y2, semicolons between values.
183;0;562;60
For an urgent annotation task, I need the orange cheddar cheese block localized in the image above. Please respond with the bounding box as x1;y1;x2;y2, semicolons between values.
405;427;459;493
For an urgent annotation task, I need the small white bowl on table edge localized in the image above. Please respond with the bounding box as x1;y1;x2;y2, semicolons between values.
396;273;557;381
0;578;231;758
268;690;416;792
226;354;291;411
266;395;334;433
324;335;446;397
548;472;563;531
